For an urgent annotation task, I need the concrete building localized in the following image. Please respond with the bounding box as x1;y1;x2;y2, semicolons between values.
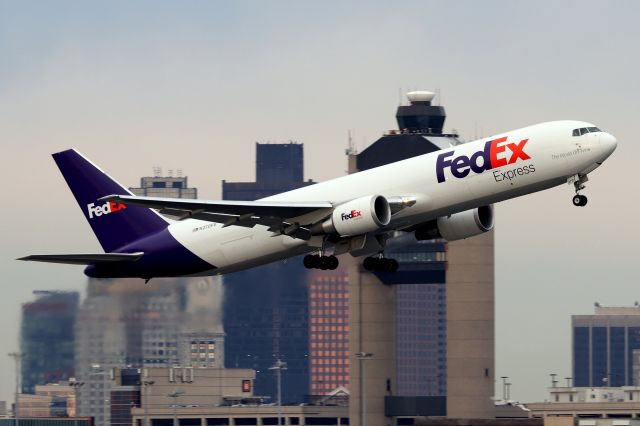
573;305;640;387
132;367;346;426
347;91;495;426
20;291;79;393
527;386;640;419
130;174;197;199
16;383;75;418
132;405;348;426
222;143;315;403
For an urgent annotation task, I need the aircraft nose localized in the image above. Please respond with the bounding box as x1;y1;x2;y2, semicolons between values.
600;132;618;157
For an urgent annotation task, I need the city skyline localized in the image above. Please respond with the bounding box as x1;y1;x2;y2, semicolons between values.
2;0;639;405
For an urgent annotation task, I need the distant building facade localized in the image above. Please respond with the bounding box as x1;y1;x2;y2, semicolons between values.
526;385;640;419
222;142;315;403
74;173;224;426
21;291;79;393
130;175;197;199
573;305;640;387
308;268;350;395
17;383;75;418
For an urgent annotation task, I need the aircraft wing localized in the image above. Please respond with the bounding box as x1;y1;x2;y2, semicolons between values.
100;194;334;240
18;252;144;265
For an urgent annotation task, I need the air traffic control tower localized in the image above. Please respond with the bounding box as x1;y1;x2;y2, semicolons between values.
347;91;494;426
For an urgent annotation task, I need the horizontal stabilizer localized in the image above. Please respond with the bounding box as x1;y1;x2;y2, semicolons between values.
17;252;144;265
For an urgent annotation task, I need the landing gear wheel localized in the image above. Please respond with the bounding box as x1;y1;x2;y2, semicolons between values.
303;254;318;269
572;194;588;207
362;256;399;272
386;258;399;272
327;256;339;270
362;257;377;271
304;254;339;270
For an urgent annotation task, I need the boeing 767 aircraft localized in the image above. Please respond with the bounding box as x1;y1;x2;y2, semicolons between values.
20;120;617;280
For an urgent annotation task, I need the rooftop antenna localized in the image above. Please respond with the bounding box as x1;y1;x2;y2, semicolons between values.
177;169;183;178
168;169;174;177
346;129;356;155
153;167;162;177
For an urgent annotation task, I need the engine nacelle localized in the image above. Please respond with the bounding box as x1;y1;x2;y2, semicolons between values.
415;205;494;241
321;195;391;236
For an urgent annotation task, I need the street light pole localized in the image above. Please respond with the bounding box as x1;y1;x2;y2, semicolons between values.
8;352;23;426
269;359;288;426
550;373;558;388
355;352;373;426
500;376;508;401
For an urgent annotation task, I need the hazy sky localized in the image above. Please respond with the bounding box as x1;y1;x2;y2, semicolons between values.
1;0;639;404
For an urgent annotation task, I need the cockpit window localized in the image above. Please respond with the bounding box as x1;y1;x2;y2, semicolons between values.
573;127;603;136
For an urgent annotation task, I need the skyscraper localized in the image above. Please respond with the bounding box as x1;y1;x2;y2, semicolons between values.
222;142;315;403
573;305;640;387
20;291;79;393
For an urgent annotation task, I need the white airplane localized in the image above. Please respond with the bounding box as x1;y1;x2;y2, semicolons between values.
20;120;616;279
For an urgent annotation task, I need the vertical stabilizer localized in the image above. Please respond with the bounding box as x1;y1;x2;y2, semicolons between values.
52;149;169;252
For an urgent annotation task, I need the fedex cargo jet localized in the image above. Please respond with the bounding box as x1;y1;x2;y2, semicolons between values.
20;120;617;280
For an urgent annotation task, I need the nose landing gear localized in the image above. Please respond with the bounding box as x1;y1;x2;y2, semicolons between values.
572;194;588;207
569;174;589;207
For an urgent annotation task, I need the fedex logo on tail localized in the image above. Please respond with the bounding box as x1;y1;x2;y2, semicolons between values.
436;137;531;183
341;210;362;221
87;201;127;219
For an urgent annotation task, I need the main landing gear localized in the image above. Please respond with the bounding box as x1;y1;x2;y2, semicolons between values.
363;256;399;272
304;254;339;270
569;174;589;207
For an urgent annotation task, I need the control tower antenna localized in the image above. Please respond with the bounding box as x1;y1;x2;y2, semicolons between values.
346;129;357;155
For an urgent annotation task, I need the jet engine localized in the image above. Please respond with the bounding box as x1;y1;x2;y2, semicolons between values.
415;205;494;241
319;195;391;236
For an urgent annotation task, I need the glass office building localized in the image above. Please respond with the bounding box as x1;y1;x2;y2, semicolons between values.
20;291;79;393
573;305;640;387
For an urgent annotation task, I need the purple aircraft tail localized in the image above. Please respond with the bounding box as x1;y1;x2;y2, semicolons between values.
52;149;169;253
